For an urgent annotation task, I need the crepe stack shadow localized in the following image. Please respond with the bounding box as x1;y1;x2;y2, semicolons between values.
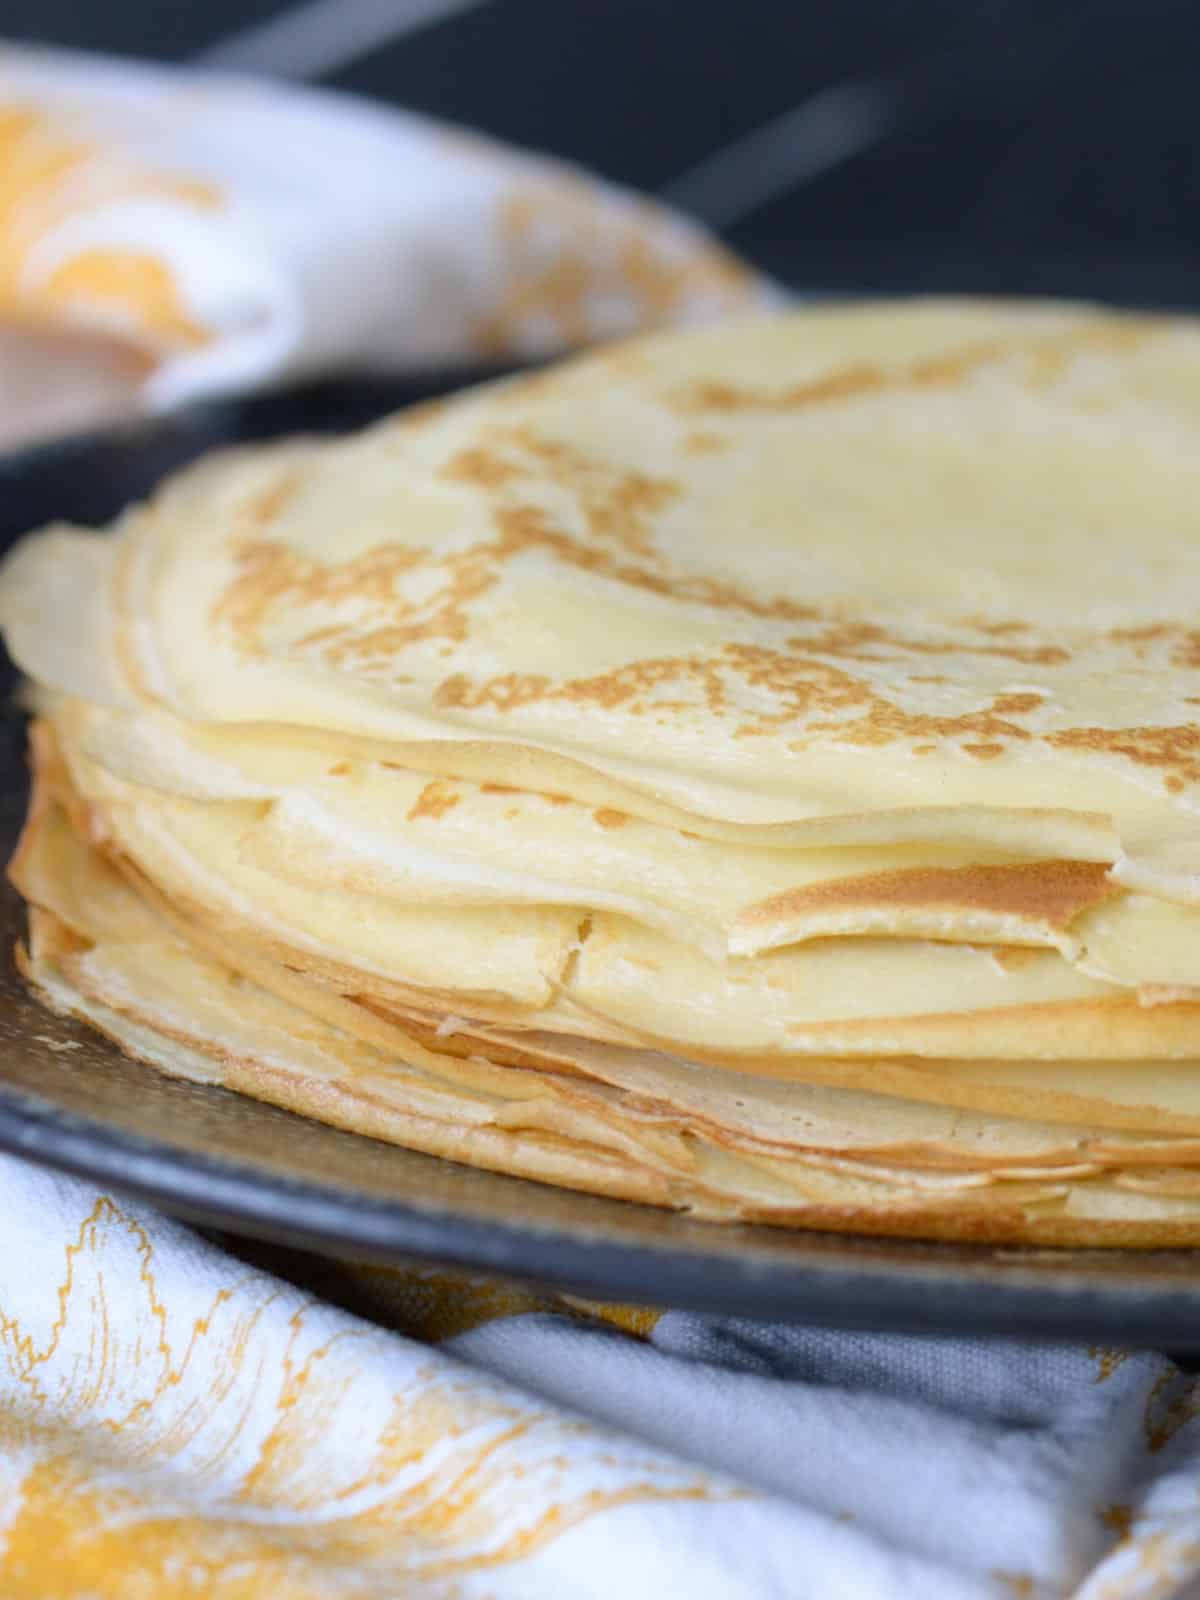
9;297;1200;1245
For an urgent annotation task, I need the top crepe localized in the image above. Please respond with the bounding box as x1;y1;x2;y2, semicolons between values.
7;299;1200;889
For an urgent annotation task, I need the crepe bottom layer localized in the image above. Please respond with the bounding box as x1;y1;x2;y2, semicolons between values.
16;729;1200;1247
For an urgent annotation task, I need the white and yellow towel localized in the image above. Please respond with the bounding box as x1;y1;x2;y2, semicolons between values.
0;1151;1198;1600
0;42;763;439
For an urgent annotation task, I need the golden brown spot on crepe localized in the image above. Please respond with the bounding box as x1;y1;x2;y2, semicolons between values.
594;557;819;621
505;426;681;559
438;652;726;719
441;435;821;622
215;539;419;627
435;644;1054;760
213;538;496;659
684;431;728;454
327;761;351;776
720;646;878;735
777;654;1045;751
1045;724;1200;787
598;348;656;381
1111;624;1170;645
245;466;304;525
675;362;884;414
217;431;915;669
811;692;1038;750
992;693;1046;715
792;621;1066;669
593;808;628;830
742;860;1117;934
440;445;527;488
913;744;936;755
436;671;552;713
1102;626;1200;671
209;425;809;657
974;620;1031;636
1102;624;1200;670
668;321;1154;414
477;780;571;808
909;674;949;684
1170;636;1200;670
963;742;1004;760
1166;775;1186;794
406;780;461;822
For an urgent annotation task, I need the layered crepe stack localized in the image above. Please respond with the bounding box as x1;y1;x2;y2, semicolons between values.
9;298;1200;1244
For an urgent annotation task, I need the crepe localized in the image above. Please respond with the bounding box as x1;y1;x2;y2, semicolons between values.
7;302;1200;847
23;745;1200;1246
9;296;1200;1244
42;726;1200;1065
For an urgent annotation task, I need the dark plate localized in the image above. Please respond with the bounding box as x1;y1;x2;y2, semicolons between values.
3;375;1200;1345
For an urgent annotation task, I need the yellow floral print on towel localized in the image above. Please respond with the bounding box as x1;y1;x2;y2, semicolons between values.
6;1157;1200;1599
11;1152;1200;1600
0;44;767;418
0;1165;741;1600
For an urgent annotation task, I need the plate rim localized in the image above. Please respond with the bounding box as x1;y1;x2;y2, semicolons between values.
5;1068;1200;1345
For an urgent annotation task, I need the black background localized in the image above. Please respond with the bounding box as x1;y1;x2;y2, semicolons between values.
4;0;1200;311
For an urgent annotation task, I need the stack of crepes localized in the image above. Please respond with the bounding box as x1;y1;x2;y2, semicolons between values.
11;297;1200;1246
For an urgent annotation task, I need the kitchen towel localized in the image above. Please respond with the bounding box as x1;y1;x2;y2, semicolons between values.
0;42;763;442
0;1152;1197;1599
